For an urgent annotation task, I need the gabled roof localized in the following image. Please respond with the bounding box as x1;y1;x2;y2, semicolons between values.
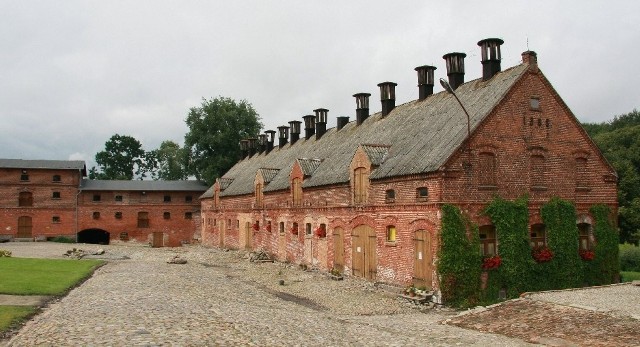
361;144;390;166
80;179;208;192
297;158;322;176
219;63;529;197
0;159;86;174
219;178;234;190
258;168;280;183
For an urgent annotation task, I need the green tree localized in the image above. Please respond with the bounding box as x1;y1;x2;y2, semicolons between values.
90;134;153;180
149;140;188;180
583;110;640;244
184;97;262;185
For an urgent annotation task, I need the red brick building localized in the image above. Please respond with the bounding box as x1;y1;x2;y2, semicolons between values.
200;39;618;295
0;159;207;246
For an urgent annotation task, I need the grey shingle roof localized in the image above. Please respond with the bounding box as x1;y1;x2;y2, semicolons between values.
297;158;322;176
219;64;529;197
258;168;280;183
0;159;86;171
80;179;208;192
361;144;390;166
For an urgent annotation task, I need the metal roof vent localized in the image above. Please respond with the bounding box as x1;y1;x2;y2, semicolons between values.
377;82;397;117
478;38;504;81
414;65;437;100
443;52;466;90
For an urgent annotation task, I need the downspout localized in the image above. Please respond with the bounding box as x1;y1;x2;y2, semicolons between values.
75;175;82;242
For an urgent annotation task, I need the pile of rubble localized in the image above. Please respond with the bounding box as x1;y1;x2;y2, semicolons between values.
63;248;104;259
249;250;273;263
167;254;188;264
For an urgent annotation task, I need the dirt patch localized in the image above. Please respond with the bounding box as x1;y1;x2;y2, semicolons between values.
446;299;640;346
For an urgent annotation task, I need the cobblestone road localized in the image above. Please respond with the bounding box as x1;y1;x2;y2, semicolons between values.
2;243;534;346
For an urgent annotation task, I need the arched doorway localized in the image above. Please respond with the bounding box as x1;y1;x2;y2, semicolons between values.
77;229;110;245
351;225;376;280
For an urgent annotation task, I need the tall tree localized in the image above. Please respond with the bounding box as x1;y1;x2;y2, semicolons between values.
90;134;153;180
184;97;262;185
149;140;188;180
583;109;640;244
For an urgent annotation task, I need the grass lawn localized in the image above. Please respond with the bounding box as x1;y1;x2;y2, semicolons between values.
621;271;640;282
0;257;104;295
0;306;37;333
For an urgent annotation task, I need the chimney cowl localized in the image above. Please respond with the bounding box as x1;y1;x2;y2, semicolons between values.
477;38;504;81
353;93;371;125
288;120;301;145
314;108;328;140
239;139;249;159
257;134;267;154
247;138;257;157
414;65;437;100
337;116;350;130
264;130;276;153
302;115;315;140
443;52;466;90
377;82;397;117
277;125;289;148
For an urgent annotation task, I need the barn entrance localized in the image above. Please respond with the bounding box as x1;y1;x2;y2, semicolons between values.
351;225;376;280
413;229;433;289
77;229;110;244
17;216;33;238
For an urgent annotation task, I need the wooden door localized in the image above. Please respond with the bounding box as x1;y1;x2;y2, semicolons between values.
333;227;344;270
413;230;433;289
219;220;225;247
152;232;164;248
17;216;32;238
351;225;376;280
245;222;252;250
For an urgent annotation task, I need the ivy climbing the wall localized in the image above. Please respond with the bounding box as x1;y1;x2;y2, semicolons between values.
541;197;583;288
483;196;534;299
437;204;481;307
587;204;619;284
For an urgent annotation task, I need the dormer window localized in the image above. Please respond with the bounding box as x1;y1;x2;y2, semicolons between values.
353;167;367;204
292;178;302;206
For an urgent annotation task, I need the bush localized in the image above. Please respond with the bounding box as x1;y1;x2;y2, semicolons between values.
50;236;76;243
620;243;640;272
0;250;11;257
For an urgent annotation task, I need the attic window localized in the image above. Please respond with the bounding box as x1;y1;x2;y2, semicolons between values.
530;97;540;111
52;175;61;182
52;191;61;199
164;195;171;202
416;187;428;202
93;194;101;202
185;195;193;202
20;174;29;181
92;212;100;220
115;195;123;202
385;189;395;203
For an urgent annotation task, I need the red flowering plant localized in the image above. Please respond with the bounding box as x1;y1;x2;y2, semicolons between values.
252;222;259;231
481;255;502;270
290;227;298;235
315;226;326;238
579;249;595;261
265;223;272;233
532;246;554;263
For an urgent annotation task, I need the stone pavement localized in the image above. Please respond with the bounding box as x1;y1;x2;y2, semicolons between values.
1;242;536;346
0;295;49;307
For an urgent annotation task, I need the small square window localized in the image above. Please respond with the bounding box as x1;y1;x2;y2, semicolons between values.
52;191;61;199
115;195;123;202
92;212;100;219
530;97;540;110
164;195;171;202
416;187;428;201
236;220;240;228
385;189;395;203
185;212;193;220
185;195;193;202
115;212;122;219
93;194;101;202
20;174;29;181
52;216;61;223
52;175;61;182
163;212;171;219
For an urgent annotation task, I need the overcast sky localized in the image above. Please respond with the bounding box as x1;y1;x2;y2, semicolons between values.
1;1;638;168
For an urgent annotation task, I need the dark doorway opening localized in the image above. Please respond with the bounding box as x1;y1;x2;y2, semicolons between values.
77;229;110;245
